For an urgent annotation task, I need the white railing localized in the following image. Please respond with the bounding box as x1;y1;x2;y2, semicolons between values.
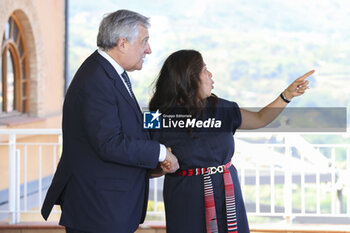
235;132;350;224
0;129;349;224
0;129;62;224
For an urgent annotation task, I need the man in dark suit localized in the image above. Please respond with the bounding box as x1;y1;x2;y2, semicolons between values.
41;10;179;233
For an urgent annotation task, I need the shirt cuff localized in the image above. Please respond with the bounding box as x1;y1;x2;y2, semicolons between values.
159;144;166;162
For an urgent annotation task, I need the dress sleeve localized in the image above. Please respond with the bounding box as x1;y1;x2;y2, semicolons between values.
230;101;242;134
217;98;242;134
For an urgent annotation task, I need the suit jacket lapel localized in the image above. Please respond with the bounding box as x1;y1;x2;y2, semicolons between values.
91;50;143;124
113;73;143;123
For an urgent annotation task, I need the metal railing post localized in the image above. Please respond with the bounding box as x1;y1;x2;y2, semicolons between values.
8;134;16;224
153;178;158;214
347;148;350;216
284;135;293;224
15;149;21;223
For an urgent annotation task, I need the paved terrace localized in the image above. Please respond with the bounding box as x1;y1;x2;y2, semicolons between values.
1;222;350;233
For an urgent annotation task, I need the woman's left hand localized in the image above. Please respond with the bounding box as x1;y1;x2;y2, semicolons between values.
283;70;315;100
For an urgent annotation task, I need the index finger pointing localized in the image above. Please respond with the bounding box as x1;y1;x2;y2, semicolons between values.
297;70;315;81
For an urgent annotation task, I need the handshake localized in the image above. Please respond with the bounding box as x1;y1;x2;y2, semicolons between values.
151;147;179;177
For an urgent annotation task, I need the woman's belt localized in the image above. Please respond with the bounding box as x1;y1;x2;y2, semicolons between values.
174;161;238;233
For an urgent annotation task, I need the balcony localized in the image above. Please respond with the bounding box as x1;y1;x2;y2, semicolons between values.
0;129;350;232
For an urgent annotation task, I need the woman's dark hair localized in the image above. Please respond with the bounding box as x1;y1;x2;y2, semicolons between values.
149;50;217;115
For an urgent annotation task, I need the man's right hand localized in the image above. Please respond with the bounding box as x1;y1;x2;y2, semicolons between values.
160;147;179;173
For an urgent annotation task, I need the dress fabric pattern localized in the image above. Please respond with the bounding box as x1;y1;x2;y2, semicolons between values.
151;98;250;233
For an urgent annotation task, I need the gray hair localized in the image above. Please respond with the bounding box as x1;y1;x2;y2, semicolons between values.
97;9;150;50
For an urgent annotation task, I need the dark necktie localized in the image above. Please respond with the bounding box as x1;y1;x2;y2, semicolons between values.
121;71;136;101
